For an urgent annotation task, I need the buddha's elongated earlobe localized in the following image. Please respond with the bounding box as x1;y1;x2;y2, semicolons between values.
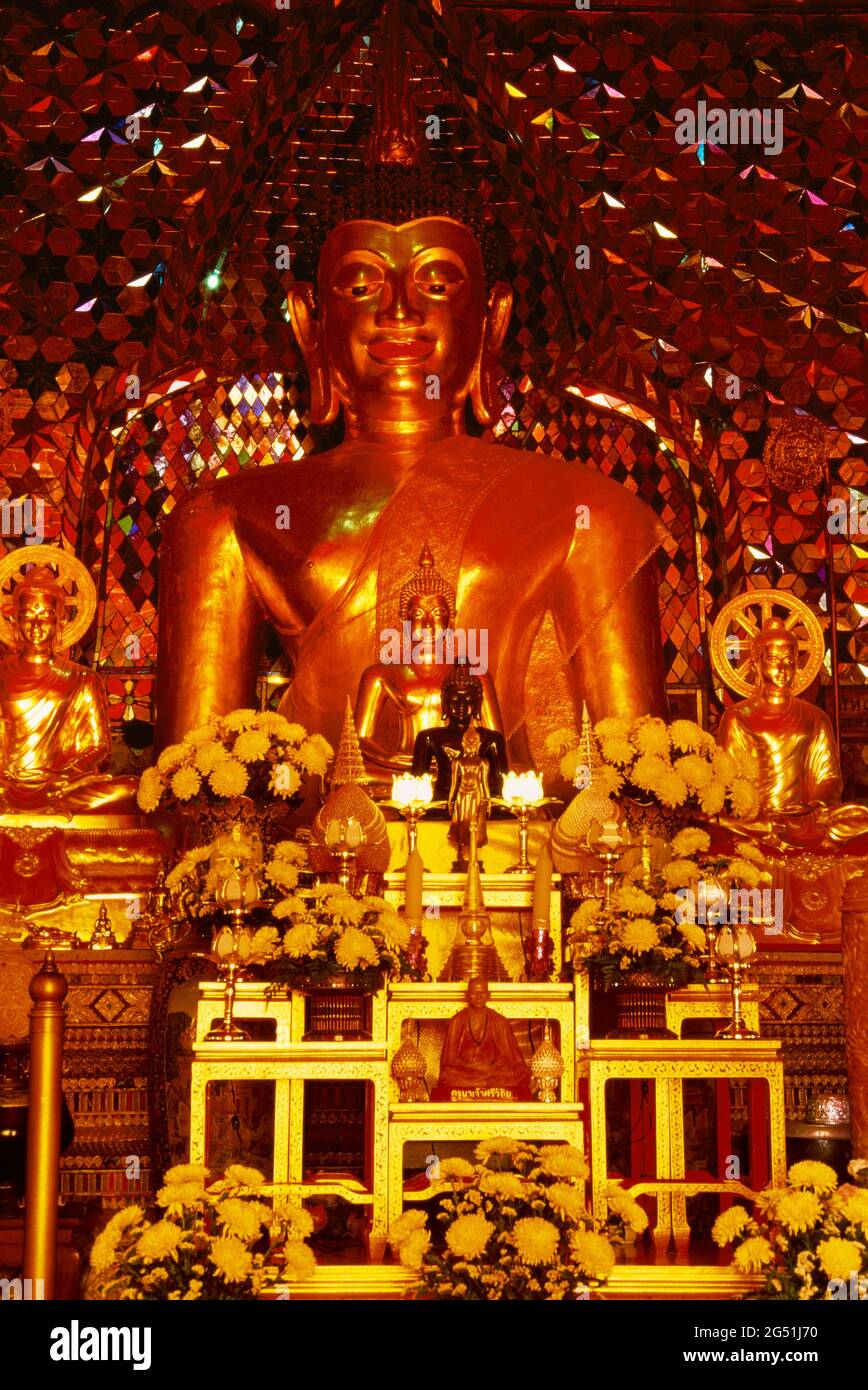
286;283;339;426
469;281;513;426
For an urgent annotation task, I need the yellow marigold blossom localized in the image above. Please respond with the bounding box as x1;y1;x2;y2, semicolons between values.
282;922;320;957
661;858;698;889
216;1198;269;1242
678;923;707;952
475;1137;522;1159
157;1182;206;1214
699;780;726;815
270;763;301;799
334;925;379;971
170;765;201;801
536;1146;589;1181
398;1229;431;1270
656;770;689;807
671;827;711;857
136;766;162;813
223;1165;266;1188
600;736;635;767
194;740;230;776
513;1217;560;1266
619;918;659;954
614;884;656;916
220;709;258;731
545;1182;587;1223
389;1209;429;1247
209;1236;253;1283
733;1236;774;1273
605;1186;648;1234
298;738;330;777
156;744;187;776
136;1220;184;1262
570;1229;615;1281
631;717;670;756
594;717;630;742
730;779;758;819
164;1163;209;1185
631;753;669;792
711;1205;752;1247
774;1190;823;1234
438;1158;476;1181
209;757;249;798
479;1171;527;1201
445;1213;494;1261
835;1189;868;1230
281;1240;317;1281
670;719;705;752
674;754;712;791
787;1160;839;1194
816;1237;863;1282
232;729;271;763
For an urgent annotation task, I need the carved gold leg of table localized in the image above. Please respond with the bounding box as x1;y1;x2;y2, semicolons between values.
665;1078;690;1253
652;1078;673;1248
273;1079;291;1186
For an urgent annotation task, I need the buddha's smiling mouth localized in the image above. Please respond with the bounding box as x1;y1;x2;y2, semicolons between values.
366;335;435;364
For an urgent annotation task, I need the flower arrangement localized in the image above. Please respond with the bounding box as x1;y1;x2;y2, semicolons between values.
388;1139;627;1300
568;826;770;986
88;1163;316;1300
266;880;416;985
712;1161;868;1299
137;709;333;813
548;715;759;819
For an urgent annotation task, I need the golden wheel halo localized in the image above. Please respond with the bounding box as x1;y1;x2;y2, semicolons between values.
710;590;825;699
0;545;97;651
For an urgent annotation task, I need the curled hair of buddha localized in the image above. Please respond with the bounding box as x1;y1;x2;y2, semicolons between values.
398;541;455;623
295;164;505;289
750;617;799;665
14;564;65;609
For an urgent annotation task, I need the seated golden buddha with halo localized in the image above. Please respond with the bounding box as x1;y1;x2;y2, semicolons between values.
354;540;503;792
0;547;136;814
155;55;667;760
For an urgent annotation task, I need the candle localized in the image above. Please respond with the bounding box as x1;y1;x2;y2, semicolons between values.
532;844;553;924
599;818;621;850
405;846;424;919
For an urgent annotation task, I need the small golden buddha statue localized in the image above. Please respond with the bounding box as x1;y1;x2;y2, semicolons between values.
447;723;491;869
0;547;136;814
355;541;503;793
154;3;667;759
715;611;868;851
433;977;531;1101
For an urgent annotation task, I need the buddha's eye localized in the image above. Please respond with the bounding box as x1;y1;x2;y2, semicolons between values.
331;262;385;299
414;260;464;297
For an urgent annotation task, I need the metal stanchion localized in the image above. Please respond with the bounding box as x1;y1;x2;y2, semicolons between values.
22;950;68;1301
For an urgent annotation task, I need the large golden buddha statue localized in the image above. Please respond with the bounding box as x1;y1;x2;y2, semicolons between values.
155;21;666;759
0;547;135;813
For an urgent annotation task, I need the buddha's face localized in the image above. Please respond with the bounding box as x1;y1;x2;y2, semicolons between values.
759;638;797;695
406;590;450;667
14;589;62;654
442;685;479;728
289;216;512;433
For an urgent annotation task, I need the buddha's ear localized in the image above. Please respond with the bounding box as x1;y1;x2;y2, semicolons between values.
286;282;339;426
469;280;513;427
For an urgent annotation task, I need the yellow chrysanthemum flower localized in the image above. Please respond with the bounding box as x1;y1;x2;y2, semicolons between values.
605;1185;648;1234
594;717;631;742
774;1190;823;1234
600;736;635;767
730;779;759;819
436;1157;475;1181
678;923;707;952
334;925;379;971
727;859;766;888
479;1171;527;1201
732;1236;774;1272
835;1189;868;1230
698;780;726;815
669;719;705;752
735;841;766;865
209;1236;253;1283
614;884;656;916
232;729;271;763
170;765;201;802
711;1205;752;1246
571;899;603;933
787;1160;839;1193
216;1198;270;1241
136;766;162;813
219;709;258;731
298;738;330;777
156;744;187;776
815;1237;863;1282
632;753;670;793
282;1241;317;1281
630;717;670;756
156;1182;206;1214
656;771;689;807
671;827;711;857
389;1210;429;1247
282;922;320;957
619;918;659;954
475;1137;522;1159
397;1229;431;1271
445;1214;494;1261
209;757;249;798
194;740;230;776
269;762;301;799
282;1205;315;1240
248;926;280;963
223;1165;266;1188
536;1146;589;1181
570;1229;615;1281
136;1220;184;1262
674;753;712;791
661;858;698;889
182;724;217;747
545;1182;587;1223
379;911;411;951
266;859;300;891
513;1217;560;1266
164;1162;209;1185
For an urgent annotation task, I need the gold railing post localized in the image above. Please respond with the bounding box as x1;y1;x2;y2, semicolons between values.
22;950;68;1300
842;874;868;1159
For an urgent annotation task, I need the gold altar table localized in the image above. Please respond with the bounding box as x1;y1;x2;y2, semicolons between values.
664;983;761;1038
587;1039;786;1252
386;1100;585;1231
